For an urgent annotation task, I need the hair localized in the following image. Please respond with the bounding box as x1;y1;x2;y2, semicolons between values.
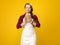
24;3;35;20
24;3;36;21
24;3;33;13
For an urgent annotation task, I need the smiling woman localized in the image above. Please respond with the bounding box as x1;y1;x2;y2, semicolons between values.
16;3;40;45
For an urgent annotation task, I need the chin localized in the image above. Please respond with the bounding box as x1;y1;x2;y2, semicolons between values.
26;11;30;13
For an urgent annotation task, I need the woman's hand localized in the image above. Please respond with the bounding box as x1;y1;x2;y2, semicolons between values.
21;18;27;26
30;19;36;27
21;22;26;27
32;21;36;27
25;13;32;22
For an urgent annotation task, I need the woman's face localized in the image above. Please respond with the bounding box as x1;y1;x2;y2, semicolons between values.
24;5;31;13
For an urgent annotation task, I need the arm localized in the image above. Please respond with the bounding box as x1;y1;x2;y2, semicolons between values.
33;15;40;28
16;16;23;29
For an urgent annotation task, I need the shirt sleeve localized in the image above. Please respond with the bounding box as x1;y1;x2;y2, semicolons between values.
16;16;23;29
34;15;41;28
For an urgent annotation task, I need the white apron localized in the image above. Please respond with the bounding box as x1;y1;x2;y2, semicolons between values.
20;19;36;45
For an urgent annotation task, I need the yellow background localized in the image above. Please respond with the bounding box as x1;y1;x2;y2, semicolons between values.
0;0;60;45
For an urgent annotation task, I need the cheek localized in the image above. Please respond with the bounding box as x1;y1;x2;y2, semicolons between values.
25;8;27;11
25;8;31;12
28;9;31;11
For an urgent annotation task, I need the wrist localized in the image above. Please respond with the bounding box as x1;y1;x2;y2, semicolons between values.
33;22;36;26
21;22;25;26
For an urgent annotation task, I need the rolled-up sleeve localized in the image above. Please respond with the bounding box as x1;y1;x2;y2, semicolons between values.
16;16;23;29
34;15;40;28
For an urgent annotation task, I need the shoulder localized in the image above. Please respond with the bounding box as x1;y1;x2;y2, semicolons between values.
33;14;38;19
19;14;25;19
20;14;25;18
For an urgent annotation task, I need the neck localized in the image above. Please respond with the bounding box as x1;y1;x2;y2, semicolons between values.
25;12;31;15
26;12;30;14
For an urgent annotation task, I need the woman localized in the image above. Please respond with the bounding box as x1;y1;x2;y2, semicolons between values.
16;3;40;45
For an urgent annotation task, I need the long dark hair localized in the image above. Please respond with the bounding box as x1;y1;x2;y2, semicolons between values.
24;3;35;21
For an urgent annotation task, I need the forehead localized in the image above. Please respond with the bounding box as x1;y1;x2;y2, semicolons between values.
25;5;31;7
